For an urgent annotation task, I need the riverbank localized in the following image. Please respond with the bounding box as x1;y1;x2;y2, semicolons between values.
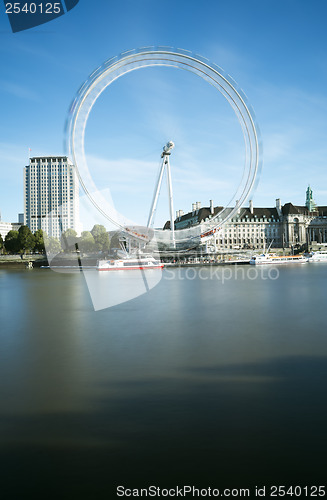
0;255;48;268
165;259;250;266
0;253;251;270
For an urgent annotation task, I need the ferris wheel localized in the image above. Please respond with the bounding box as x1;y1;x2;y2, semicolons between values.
66;47;262;247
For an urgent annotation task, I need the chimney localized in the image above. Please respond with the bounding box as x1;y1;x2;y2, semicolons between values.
196;201;201;210
176;210;180;219
210;200;214;215
180;210;184;216
249;199;253;214
235;199;241;215
192;203;196;212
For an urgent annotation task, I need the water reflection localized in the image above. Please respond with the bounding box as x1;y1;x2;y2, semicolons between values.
0;266;327;496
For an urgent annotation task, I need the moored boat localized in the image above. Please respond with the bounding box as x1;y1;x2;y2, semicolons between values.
307;251;327;263
250;253;307;265
97;255;164;271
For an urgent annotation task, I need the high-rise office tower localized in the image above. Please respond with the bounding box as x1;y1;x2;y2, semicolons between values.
24;156;80;238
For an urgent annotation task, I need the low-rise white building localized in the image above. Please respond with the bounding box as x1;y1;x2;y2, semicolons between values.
0;219;22;240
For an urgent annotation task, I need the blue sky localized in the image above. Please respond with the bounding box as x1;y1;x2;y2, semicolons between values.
1;0;327;229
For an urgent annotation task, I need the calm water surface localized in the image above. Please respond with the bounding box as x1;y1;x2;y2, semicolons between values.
0;265;327;498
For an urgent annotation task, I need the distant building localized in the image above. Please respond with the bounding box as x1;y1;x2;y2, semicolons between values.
164;187;327;251
24;156;80;239
0;213;22;240
18;213;24;224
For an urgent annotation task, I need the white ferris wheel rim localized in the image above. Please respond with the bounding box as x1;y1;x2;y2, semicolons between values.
66;47;262;243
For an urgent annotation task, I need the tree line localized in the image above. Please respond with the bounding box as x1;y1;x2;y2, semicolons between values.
0;224;111;255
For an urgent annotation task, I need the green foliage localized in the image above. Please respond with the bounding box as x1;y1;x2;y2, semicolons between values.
61;228;78;251
1;227;63;255
18;225;35;253
91;225;110;252
79;231;95;253
44;235;61;255
34;229;45;253
95;231;110;252
4;230;20;253
109;231;121;251
91;224;106;238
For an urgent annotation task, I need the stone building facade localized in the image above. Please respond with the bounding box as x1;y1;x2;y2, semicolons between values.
164;187;327;251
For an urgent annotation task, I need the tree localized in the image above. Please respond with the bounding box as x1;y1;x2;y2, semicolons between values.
18;225;35;253
108;231;121;251
78;231;95;253
4;230;20;254
95;231;110;252
44;235;61;255
0;234;3;254
91;224;106;240
91;224;110;252
34;229;45;253
61;228;78;252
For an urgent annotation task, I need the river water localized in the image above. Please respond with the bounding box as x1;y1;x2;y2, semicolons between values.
0;265;327;498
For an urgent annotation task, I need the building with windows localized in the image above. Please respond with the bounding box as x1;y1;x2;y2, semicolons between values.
0;217;22;240
164;187;327;251
24;156;80;239
0;210;22;239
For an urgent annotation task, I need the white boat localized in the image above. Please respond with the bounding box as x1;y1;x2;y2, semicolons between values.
97;255;164;271
308;251;327;263
250;253;307;265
